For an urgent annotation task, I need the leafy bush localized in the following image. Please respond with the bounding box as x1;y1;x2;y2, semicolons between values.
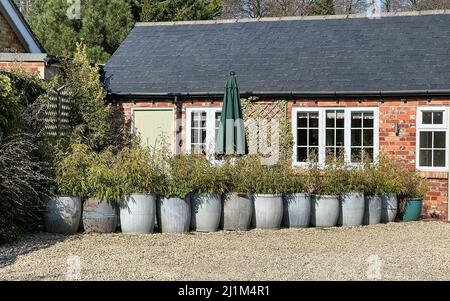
55;143;95;198
222;156;255;194
160;154;194;199
284;167;310;194
116;142;163;196
0;135;49;244
87;148;122;203
191;155;226;194
0;74;22;137
249;159;285;195
310;159;343;196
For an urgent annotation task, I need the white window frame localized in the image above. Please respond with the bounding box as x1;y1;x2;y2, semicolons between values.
186;107;222;156
292;107;379;168
416;106;449;172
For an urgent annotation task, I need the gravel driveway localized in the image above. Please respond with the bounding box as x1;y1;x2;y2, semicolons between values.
1;221;450;281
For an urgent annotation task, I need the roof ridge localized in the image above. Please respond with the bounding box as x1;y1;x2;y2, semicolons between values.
136;9;450;27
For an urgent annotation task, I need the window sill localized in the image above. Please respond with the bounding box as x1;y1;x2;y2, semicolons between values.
418;171;448;179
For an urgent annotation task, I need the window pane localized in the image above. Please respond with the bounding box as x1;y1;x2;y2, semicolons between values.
192;129;199;143
419;150;432;167
325;147;335;160
309;129;319;146
336;129;344;146
364;148;374;162
309;113;319;128
337;147;345;158
326;111;335;128
433;111;443;124
215;112;221;128
363;129;374;146
298;113;308;128
297;147;307;162
297;129;307;146
434;150;445;167
434;132;446;149
422;112;432;124
420;132;433;148
363;112;374;128
309;148;319;161
352;129;361;146
351;113;362;128
336;111;345;128
351;148;362;162
326;129;334;146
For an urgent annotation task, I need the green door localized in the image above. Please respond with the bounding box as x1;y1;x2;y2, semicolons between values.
133;109;174;150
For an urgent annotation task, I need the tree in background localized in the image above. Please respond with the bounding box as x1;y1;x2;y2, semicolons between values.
220;0;450;17
140;0;222;22
28;0;134;64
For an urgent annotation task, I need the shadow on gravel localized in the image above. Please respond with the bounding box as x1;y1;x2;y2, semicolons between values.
0;232;81;268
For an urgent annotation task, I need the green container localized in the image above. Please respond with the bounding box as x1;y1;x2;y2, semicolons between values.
402;198;423;221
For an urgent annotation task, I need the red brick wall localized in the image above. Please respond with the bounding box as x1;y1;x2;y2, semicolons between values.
0;12;25;53
116;98;449;220
0;61;45;78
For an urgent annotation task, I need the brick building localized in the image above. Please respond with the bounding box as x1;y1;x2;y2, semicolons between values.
104;10;450;221
0;0;58;80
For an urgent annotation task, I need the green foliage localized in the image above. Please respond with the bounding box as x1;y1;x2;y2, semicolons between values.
63;43;117;152
28;0;134;63
310;158;343;196
308;0;335;16
87;148;122;203
0;75;21;137
160;154;194;199
55;143;95;198
191;155;226;194
140;0;222;22
249;159;285;194
284;168;310;194
222;156;254;194
116;142;163;195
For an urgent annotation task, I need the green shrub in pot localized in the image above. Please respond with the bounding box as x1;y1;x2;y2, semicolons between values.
337;163;366;226
221;156;254;231
117;142;163;234
158;154;194;233
398;164;428;222
48;143;95;234
283;167;312;228
190;155;225;232
376;155;404;223
83;147;120;233
310;159;341;227
248;158;285;229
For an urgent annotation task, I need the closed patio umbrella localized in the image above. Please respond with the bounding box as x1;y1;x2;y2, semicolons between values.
216;72;246;155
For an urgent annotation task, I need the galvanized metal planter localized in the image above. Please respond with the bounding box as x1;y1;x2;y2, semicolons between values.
338;192;365;227
401;198;423;221
191;193;222;232
252;194;283;230
381;193;398;223
310;195;340;227
222;193;253;231
44;196;82;234
157;196;191;233
363;195;382;225
120;194;156;234
282;193;311;228
82;198;118;233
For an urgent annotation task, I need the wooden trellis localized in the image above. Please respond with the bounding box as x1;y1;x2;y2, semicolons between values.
241;98;291;164
43;86;73;138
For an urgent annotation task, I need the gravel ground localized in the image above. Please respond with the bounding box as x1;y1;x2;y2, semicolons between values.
1;221;450;281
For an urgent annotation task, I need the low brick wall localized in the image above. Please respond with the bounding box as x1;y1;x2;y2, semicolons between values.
114;97;450;220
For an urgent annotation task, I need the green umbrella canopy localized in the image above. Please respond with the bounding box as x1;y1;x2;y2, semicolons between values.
216;72;246;155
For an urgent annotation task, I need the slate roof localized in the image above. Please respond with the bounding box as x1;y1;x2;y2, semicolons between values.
104;10;450;98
